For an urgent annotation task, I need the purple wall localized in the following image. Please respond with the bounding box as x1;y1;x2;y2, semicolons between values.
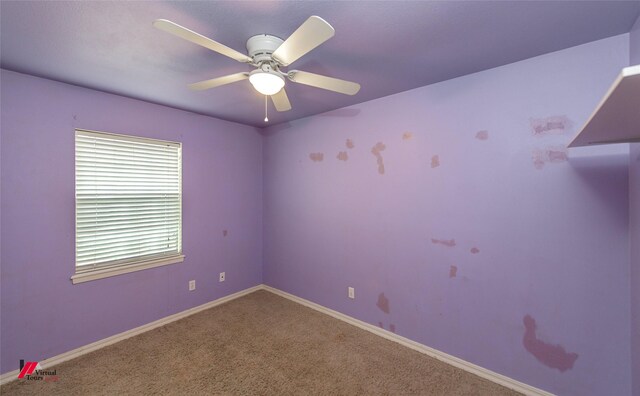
631;143;640;396
263;35;631;395
0;70;263;374
630;14;640;396
631;15;640;65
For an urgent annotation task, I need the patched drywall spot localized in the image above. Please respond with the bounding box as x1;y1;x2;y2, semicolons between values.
222;230;228;237
475;130;489;140
376;292;390;314
548;150;568;162
402;132;413;140
470;247;480;254
530;115;572;136
346;139;355;149
431;155;440;168
337;151;349;161
449;265;458;278
533;157;545;170
431;238;456;247
532;147;568;169
389;324;396;333
309;152;324;162
371;142;386;175
523;315;578;372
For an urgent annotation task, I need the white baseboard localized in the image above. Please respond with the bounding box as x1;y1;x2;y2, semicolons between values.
0;285;262;385
1;283;552;395
262;285;554;396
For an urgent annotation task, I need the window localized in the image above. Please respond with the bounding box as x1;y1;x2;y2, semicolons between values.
72;129;183;284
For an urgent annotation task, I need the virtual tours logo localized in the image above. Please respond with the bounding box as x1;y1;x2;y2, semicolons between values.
17;360;58;382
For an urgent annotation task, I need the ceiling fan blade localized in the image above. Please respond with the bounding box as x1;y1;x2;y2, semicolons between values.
288;70;360;95
272;16;335;66
188;73;249;91
271;88;292;112
153;19;252;63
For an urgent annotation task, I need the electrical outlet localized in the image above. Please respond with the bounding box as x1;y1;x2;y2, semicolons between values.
348;287;355;299
219;272;225;282
189;280;196;291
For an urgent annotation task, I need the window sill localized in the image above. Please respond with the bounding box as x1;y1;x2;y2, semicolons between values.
71;255;185;284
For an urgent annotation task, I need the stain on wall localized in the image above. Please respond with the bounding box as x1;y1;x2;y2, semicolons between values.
523;315;579;372
530;115;572;136
475;130;489;140
548;150;568;162
470;247;480;254
309;152;324;162
337;151;349;161
371;142;386;175
377;292;390;314
402;132;413;140
431;238;456;247
449;265;458;278
222;230;228;237
346;139;355;149
389;324;396;333
431;155;440;168
532;147;568;169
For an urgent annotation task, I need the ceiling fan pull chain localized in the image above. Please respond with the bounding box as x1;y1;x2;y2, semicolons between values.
264;95;269;123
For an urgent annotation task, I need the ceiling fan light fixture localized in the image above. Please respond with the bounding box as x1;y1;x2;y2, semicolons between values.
249;70;285;96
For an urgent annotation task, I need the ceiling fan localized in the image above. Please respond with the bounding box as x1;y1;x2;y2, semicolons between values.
153;16;361;120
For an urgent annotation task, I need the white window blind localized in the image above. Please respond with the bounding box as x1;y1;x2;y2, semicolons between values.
75;129;182;273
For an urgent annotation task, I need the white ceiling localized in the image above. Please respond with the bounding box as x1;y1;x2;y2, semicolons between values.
1;1;639;127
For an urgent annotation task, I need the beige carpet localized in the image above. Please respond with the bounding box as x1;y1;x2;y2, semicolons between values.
1;290;521;395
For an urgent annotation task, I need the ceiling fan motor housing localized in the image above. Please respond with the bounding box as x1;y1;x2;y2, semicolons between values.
246;34;285;64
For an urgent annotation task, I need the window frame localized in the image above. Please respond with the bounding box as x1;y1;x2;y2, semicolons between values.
71;129;184;284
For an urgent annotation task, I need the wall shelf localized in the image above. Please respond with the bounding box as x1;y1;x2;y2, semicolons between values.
568;65;640;147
